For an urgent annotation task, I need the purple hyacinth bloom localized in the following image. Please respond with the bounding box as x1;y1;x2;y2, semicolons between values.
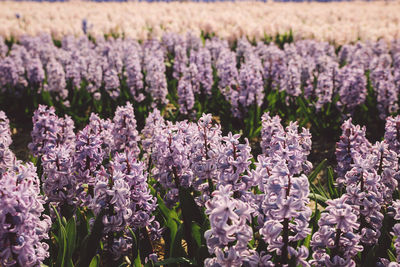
336;65;367;113
143;40;168;106
0;161;51;267
29;105;75;158
112;102;140;156
177;66;196;115
310;196;363;267
215;132;253;193
384;115;400;154
204;184;255;267
190;113;222;200
26;56;45;86
0;36;7;58
255;113;312;266
190;47;213;96
123;41;144;102
335;118;371;185
370;67;398;119
44;57;68;103
0;111;15;174
237;61;264;109
172;41;188;80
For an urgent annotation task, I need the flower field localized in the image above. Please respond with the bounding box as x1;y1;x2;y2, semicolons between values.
2;1;400;43
2;2;400;267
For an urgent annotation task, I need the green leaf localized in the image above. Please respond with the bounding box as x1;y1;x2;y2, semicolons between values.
309;193;328;207
77;209;106;267
178;187;204;225
66;216;77;261
308;159;327;182
327;166;338;198
52;206;67;267
171;223;186;258
149;185;181;258
88;255;100;267
154;257;194;266
178;187;204;257
191;223;202;248
128;227;139;262
388;250;397;262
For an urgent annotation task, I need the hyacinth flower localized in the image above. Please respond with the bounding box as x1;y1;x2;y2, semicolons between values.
28;106;77;209
112;102;140;156
91;164;132;259
177;65;196;115
260;113;313;176
0;161;51;267
1;113;51;266
216;47;239;114
150;120;196;206
370;67;398;119
73;124;104;205
41;143;76;210
0;36;7;58
0;57;22;93
87;113;115;158
65;51;84;90
172;41;188;80
112;150;158;235
122;40;144;102
143;40;168;106
257;158;311;266
190;47;213;96
336;65;367;114
204;184;268;267
255;113;312;265
236;60;264;112
83;147;159;261
190;113;222;200
214;132;253;194
0;111;15;174
26;56;45;88
259;44;286;91
311;196;363;267
384;115;400;154
279;59;302;98
74;112;114;179
141;108;166;155
314;59;339;111
371;141;398;203
335;118;371;185
205;37;229;65
389;200;400;264
28;105;75;158
44;57;69;105
343;153;384;245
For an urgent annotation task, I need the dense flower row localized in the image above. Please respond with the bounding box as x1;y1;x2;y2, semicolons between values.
1;2;400;43
1;34;400;120
3;103;400;265
0;111;51;267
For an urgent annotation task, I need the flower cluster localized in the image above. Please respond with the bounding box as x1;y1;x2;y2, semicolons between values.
311;196;363;266
252;112;312;266
28;104;75;158
0;111;14;173
0;159;51;267
112;102;140;156
335;118;370;184
204;184;266;267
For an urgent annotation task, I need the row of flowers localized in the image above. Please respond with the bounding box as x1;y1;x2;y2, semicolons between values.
2;102;400;266
1;34;400;121
1;1;400;43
